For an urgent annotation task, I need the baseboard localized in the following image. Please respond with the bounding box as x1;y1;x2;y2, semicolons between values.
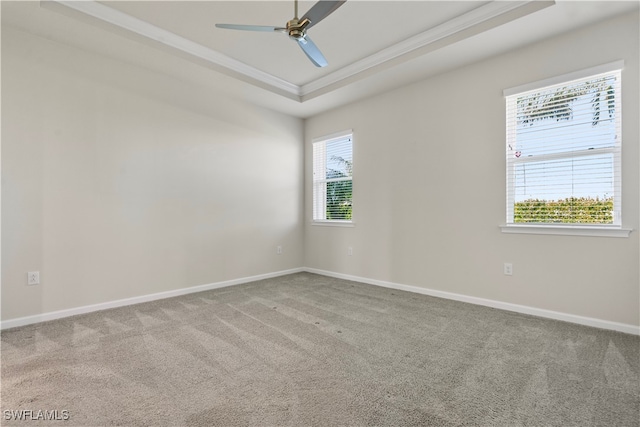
304;267;640;336
0;268;304;330
4;266;638;336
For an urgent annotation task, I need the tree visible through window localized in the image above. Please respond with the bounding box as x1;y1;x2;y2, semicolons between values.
313;132;353;222
505;66;622;226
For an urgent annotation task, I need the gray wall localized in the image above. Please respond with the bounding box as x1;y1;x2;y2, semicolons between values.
2;28;304;320
304;12;640;327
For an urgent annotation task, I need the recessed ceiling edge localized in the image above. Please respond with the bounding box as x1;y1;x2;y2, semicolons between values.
42;0;555;104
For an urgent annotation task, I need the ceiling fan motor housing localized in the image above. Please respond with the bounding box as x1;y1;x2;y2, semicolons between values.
287;18;310;40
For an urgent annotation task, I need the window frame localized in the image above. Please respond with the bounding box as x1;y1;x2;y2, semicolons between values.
501;61;631;237
312;130;354;226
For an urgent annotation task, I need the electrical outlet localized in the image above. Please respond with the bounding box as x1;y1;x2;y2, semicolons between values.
27;271;40;285
276;246;283;255
504;263;513;276
347;247;353;256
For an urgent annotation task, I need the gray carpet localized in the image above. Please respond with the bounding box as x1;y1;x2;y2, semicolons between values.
1;272;639;426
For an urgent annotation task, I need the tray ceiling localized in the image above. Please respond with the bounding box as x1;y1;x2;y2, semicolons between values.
2;1;638;117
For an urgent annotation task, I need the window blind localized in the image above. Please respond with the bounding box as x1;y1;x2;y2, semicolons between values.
506;68;622;226
313;132;353;222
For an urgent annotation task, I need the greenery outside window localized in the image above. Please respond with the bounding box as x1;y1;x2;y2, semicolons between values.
312;131;353;224
504;63;623;232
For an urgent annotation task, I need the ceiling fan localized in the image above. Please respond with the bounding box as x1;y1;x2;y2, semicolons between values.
215;0;346;68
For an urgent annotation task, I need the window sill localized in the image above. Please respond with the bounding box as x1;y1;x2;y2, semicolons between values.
312;220;355;228
500;224;632;238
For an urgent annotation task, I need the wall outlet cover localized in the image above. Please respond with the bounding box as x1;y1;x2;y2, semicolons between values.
27;271;40;285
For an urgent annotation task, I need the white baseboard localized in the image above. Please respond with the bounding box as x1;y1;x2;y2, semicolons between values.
304;267;640;336
0;268;304;330
3;266;638;336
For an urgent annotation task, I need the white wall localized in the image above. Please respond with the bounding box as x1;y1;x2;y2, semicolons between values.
3;11;638;330
304;12;640;327
1;28;304;321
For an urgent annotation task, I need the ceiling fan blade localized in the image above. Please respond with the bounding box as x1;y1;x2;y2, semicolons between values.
300;0;346;29
297;35;328;67
215;24;286;33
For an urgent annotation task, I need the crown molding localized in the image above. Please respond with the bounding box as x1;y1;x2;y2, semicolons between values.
44;0;554;103
44;0;302;98
299;1;554;99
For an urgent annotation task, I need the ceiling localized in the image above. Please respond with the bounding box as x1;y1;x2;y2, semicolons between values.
2;1;638;118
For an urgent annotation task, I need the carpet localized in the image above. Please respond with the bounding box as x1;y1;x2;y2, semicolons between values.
1;272;638;426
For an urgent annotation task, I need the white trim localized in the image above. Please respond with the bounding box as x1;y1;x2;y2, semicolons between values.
311;129;353;144
509;146;616;164
304;267;640;336
3;267;637;336
500;224;632;237
0;268;304;330
45;0;301;98
311;220;355;228
312;130;354;223
46;1;553;102
504;67;623;228
302;1;554;98
503;60;625;97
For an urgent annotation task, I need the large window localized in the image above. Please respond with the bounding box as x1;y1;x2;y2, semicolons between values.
312;131;353;223
505;63;622;229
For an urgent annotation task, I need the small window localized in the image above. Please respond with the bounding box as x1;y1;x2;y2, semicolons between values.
312;131;353;223
505;64;622;227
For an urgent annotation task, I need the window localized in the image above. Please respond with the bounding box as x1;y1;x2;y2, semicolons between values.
504;63;623;232
312;131;353;224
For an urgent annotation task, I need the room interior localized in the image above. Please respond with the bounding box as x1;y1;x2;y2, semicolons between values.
2;0;638;333
1;0;639;424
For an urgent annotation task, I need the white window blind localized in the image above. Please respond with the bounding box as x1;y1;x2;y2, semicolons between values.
313;131;353;222
505;66;622;226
